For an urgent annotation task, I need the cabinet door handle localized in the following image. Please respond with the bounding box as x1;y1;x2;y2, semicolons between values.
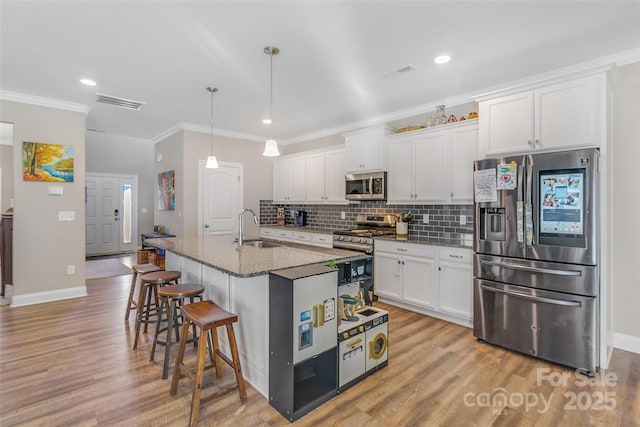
313;304;319;328
449;254;463;259
535;139;540;145
396;248;408;252
528;140;533;145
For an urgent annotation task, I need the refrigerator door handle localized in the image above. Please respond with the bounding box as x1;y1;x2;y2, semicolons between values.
525;161;534;246
517;164;525;246
481;260;582;276
481;284;582;307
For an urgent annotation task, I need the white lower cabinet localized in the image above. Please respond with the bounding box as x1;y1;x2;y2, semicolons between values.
374;240;472;326
437;247;473;319
374;241;436;308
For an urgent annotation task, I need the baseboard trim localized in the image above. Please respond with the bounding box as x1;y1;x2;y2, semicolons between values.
11;286;88;307
614;332;640;355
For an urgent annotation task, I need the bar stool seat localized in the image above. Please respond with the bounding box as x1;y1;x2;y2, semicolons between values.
133;270;181;350
170;300;247;426
150;283;206;379
125;263;163;321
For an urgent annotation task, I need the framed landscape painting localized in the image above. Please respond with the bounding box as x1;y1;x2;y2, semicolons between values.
157;170;175;211
22;141;74;182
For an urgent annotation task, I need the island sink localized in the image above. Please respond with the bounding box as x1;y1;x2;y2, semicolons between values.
242;239;281;248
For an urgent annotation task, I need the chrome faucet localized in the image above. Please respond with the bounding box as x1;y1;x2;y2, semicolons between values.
237;208;258;246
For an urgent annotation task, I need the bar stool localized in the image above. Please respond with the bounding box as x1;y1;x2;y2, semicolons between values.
170;300;247;426
150;283;206;379
125;263;163;321
133;270;181;350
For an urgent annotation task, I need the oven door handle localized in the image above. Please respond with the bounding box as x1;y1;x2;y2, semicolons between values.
481;284;582;307
333;242;372;254
481;260;582;276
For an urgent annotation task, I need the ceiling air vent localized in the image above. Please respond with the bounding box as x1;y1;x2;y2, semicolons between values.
96;92;145;110
382;64;417;79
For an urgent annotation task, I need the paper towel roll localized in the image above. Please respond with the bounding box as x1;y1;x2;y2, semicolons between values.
396;222;408;237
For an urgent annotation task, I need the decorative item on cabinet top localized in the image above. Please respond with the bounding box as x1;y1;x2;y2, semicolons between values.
396;125;425;134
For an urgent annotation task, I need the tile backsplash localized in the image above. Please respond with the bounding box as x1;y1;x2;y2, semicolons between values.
260;200;473;240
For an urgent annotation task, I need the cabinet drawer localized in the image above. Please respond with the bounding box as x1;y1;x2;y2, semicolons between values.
292;231;312;243
260;227;276;238
311;233;333;248
375;240;436;258
438;247;472;264
275;229;293;240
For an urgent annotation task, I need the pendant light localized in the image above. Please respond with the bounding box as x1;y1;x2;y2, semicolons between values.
263;46;280;157
205;86;219;168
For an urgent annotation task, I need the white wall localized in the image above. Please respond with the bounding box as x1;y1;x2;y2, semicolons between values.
153;129;272;239
86;132;155;243
0;100;86;303
280;134;344;155
612;62;640;341
153;131;184;236
181;130;272;238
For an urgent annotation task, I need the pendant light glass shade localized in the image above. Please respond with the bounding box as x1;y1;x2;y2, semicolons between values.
263;46;280;157
205;155;219;168
263;139;280;157
205;86;219;169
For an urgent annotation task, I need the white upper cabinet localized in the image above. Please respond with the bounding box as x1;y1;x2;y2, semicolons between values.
273;147;346;204
273;156;306;203
448;124;479;202
478;73;606;158
387;121;478;204
304;152;326;203
305;149;347;204
323;149;347;203
343;125;394;172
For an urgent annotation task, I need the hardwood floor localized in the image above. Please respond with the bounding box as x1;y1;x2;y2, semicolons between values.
1;274;638;426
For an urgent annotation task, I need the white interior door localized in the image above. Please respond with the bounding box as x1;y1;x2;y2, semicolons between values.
199;162;243;236
86;173;138;256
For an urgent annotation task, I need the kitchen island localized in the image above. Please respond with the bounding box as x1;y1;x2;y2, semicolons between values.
144;234;363;398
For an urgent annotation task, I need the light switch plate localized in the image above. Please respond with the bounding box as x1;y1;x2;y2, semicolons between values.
424;214;429;224
48;186;63;196
460;215;467;226
58;211;75;221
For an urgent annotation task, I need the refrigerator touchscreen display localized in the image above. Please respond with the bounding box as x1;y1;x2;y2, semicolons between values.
540;170;584;237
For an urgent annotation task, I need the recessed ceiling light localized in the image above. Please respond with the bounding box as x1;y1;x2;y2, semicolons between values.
262;118;272;125
434;55;451;64
80;78;96;86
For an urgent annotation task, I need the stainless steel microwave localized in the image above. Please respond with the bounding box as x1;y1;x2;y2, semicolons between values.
345;171;387;201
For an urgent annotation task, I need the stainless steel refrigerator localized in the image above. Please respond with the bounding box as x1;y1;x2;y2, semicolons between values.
473;148;599;374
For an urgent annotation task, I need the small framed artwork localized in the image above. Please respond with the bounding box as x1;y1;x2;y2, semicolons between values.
22;141;74;182
157;170;175;211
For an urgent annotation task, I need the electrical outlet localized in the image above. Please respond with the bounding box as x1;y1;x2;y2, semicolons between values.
66;265;75;275
460;215;467;226
424;214;429;224
341;211;346;220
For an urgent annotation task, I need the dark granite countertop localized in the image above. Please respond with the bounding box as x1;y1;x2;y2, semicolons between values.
375;234;473;249
145;234;364;278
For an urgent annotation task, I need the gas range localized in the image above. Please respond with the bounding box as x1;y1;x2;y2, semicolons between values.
333;214;396;253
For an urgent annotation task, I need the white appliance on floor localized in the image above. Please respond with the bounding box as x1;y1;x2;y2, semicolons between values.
337;306;388;391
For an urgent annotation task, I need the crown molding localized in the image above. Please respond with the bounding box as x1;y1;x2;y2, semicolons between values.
0;90;90;114
290;49;640;144
153;122;285;145
472;48;639;101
